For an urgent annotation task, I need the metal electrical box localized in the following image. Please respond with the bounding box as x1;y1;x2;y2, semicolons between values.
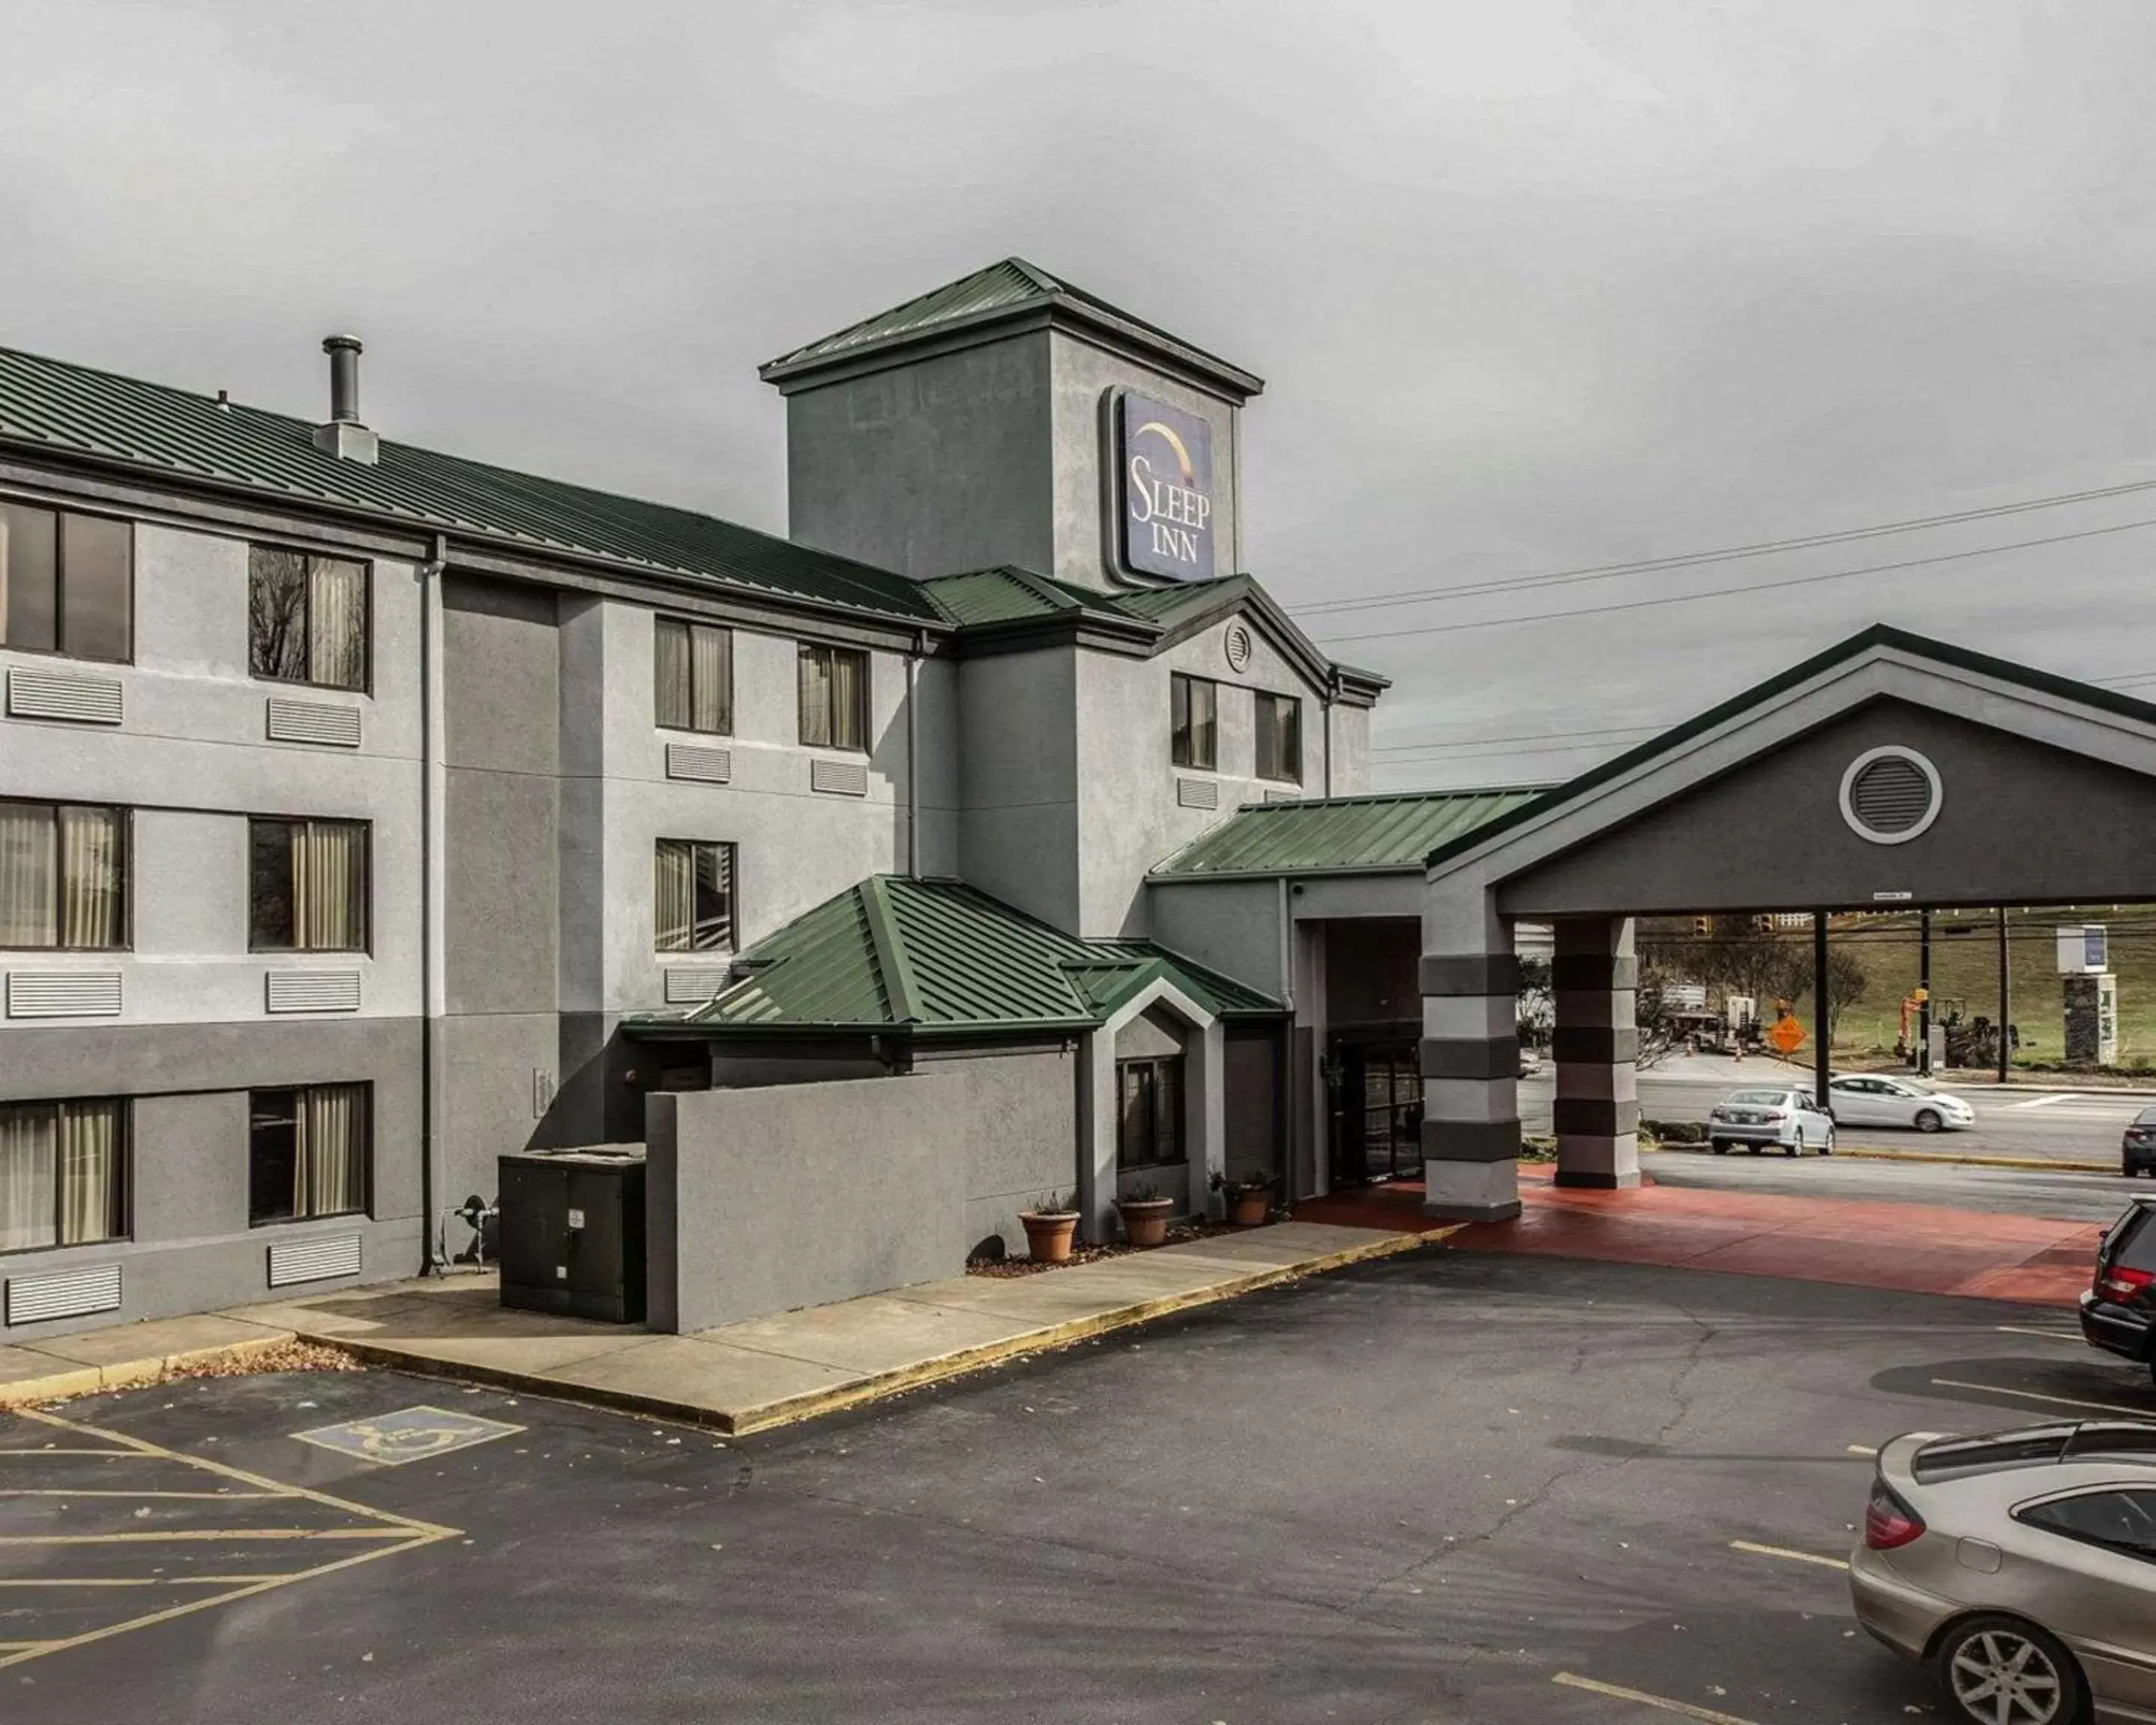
498;1146;647;1324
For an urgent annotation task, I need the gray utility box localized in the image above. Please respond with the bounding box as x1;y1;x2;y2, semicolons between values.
498;1146;647;1324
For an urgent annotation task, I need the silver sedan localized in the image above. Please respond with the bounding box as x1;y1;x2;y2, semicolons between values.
1849;1420;2156;1723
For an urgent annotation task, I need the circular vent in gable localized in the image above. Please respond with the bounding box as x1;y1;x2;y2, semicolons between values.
1223;621;1253;673
1839;746;1942;845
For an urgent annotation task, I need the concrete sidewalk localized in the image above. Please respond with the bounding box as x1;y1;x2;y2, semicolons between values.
0;1220;1433;1430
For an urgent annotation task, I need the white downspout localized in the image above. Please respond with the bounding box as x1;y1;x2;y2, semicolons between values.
420;535;449;1270
905;633;922;878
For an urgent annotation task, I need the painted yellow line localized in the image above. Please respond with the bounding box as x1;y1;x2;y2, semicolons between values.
0;1527;412;1545
0;1578;159;1588
1931;1378;2156;1419
0;1449;141;1458
0;1489;290;1499
0;1642;50;1651
1729;1539;1849;1572
168;1574;306;1585
0;1535;452;1672
1551;1671;1761;1724
1846;1443;1878;1457
1995;1326;2083;1344
8;1408;457;1540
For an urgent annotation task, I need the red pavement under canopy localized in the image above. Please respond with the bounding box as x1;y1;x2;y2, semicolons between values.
1294;1164;2102;1309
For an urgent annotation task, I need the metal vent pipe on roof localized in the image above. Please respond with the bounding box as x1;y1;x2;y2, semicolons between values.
323;335;363;423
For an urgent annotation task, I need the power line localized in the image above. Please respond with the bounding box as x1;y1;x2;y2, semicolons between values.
1312;514;2156;648
1373;721;1663;755
1290;470;2156;620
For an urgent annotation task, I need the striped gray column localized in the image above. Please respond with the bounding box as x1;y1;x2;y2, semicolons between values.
1419;930;1523;1223
1551;916;1641;1190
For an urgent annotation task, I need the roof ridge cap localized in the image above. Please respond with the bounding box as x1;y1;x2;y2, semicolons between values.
857;877;922;1024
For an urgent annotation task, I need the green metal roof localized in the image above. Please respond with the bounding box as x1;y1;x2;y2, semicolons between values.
1151;787;1550;879
0;345;944;624
919;565;1127;627
758;258;1263;396
653;875;1279;1035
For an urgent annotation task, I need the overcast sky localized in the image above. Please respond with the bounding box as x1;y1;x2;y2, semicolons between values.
9;1;2156;787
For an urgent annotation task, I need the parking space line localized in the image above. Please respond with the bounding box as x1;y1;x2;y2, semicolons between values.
1931;1378;2155;1417
0;1489;290;1500
0;1449;142;1458
1995;1327;2082;1344
1845;1443;1878;1456
0;1527;415;1546
1551;1671;1761;1723
1728;1539;1848;1571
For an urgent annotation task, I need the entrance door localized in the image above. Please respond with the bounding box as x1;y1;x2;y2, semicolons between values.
1331;1040;1423;1187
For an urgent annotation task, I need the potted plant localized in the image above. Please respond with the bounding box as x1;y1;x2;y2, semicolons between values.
1115;1183;1175;1248
1213;1170;1273;1227
1018;1192;1081;1265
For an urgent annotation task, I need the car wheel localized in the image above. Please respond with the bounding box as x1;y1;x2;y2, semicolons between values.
1821;1130;1834;1155
1748;1144;1761;1155
1914;1108;1943;1134
1711;1139;1729;1155
1786;1132;1802;1158
1934;1613;2082;1725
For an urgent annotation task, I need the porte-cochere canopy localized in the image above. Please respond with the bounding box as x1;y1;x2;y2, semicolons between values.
1416;625;2156;1220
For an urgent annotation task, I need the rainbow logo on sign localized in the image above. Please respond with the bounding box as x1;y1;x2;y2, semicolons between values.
1118;392;1215;582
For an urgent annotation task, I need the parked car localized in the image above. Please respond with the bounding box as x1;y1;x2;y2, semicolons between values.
2124;1109;2156;1178
1827;1073;1976;1134
1706;1087;1836;1156
2080;1196;2156;1388
1848;1420;2156;1724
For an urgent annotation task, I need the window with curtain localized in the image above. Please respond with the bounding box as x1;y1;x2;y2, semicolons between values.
249;1083;368;1225
654;618;733;734
249;817;368;952
0;1098;127;1253
1254;691;1302;782
0;501;132;663
797;643;869;751
1115;1057;1186;1169
249;547;368;692
1170;674;1217;770
0;801;127;949
654;839;736;952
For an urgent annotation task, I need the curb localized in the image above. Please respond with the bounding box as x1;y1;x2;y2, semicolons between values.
293;1229;1451;1437
1648;1143;2115;1177
0;1330;296;1411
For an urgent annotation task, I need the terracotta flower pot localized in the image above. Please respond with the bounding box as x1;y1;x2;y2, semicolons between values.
1020;1211;1079;1264
1117;1197;1175;1248
1230;1187;1270;1227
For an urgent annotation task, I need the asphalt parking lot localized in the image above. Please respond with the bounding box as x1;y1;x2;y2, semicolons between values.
6;1249;2152;1724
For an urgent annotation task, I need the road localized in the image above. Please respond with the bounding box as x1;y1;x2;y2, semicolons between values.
1639;1147;2143;1222
13;1254;2151;1725
1523;1056;2153;1166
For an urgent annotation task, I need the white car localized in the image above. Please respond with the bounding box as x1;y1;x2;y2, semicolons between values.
1827;1074;1976;1134
1708;1088;1837;1156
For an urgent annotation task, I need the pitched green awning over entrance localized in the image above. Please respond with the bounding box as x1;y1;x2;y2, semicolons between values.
636;876;1281;1038
1150;788;1548;880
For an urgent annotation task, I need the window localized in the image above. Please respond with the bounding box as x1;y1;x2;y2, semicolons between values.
0;501;131;663
1116;1056;1186;1169
0;1099;127;1253
1171;674;1216;770
249;818;368;952
249;547;368;692
655;618;732;734
798;644;868;750
655;839;735;952
2017;1490;2156;1564
1255;691;1301;782
0;802;127;949
249;1083;368;1225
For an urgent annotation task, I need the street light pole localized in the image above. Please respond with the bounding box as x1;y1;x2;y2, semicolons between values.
1918;909;1933;1077
1997;906;2011;1084
1814;910;1832;1116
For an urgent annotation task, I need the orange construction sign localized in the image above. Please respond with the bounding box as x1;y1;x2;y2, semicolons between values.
1769;1014;1807;1055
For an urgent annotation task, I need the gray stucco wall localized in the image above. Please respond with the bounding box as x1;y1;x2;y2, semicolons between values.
0;1017;424;1341
958;646;1082;931
1223;1024;1282;1186
1495;699;2156;916
1146;878;1285;1003
1324;917;1421;1031
783;332;1055;581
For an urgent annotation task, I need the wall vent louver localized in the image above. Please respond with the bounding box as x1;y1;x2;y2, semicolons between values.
267;1234;362;1288
7;666;122;725
6;972;122;1018
266;697;362;748
6;1264;122;1325
666;743;733;785
1175;777;1220;811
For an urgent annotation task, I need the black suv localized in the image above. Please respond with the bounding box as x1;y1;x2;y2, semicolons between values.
2080;1196;2156;1387
2125;1106;2156;1177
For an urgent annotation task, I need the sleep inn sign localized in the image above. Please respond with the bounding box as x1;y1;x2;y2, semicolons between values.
1118;391;1215;581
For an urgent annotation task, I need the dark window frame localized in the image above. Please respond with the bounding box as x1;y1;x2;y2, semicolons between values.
1171;673;1218;770
654;615;735;737
0;1095;131;1256
247;815;372;955
0;497;135;666
654;836;738;955
0;799;133;952
246;544;374;696
246;1082;374;1228
1115;1055;1187;1170
2013;1488;2156;1566
797;642;871;753
1254;690;1302;783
